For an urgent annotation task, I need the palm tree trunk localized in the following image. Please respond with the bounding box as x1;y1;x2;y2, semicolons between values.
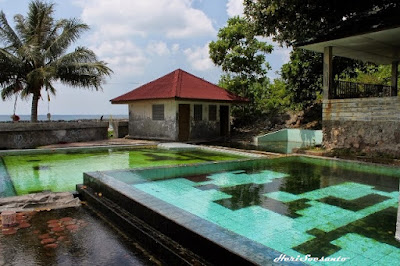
31;91;40;122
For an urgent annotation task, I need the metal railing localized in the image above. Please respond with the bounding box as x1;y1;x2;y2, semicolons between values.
332;81;395;99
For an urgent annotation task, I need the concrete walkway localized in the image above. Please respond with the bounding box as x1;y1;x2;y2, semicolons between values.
38;138;158;149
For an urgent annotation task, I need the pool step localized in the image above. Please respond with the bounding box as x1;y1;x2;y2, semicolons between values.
77;184;211;266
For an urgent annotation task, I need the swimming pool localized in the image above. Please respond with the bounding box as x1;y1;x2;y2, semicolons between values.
0;147;247;197
82;156;400;264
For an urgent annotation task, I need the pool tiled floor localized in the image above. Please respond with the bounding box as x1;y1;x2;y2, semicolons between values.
133;159;400;264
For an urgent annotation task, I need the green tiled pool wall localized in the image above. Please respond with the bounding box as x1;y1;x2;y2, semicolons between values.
95;157;400;265
296;156;400;177
106;155;400;186
104;158;273;184
82;171;296;265
0;158;16;197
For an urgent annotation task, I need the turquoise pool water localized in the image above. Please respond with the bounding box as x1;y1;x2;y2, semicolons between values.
110;157;400;264
0;148;246;196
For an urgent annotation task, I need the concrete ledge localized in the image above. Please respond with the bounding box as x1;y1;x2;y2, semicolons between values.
323;97;400;121
0;191;80;212
0;121;109;149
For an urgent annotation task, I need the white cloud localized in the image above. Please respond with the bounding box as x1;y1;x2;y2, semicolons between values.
76;0;216;39
146;41;170;56
184;43;214;71
275;46;292;64
171;44;180;54
90;41;149;76
227;0;244;17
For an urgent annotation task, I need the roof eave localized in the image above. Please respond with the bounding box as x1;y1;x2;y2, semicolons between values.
175;96;249;103
111;97;249;104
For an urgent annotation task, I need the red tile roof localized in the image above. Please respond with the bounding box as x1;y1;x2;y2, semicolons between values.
110;69;248;103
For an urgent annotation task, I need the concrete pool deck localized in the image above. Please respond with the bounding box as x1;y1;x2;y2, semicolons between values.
37;138;158;149
0;206;158;265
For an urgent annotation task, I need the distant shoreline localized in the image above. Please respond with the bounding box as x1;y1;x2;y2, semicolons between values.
0;114;128;122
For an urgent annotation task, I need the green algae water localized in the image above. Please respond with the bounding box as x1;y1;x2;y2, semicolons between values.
0;148;245;196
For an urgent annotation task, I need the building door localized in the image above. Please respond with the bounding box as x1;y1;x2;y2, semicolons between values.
178;104;190;141
220;105;229;137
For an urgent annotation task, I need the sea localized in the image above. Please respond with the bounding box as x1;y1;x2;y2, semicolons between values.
0;114;128;122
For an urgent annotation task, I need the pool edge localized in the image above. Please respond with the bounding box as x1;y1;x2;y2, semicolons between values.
80;165;304;266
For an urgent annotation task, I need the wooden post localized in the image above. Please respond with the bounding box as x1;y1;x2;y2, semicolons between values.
391;61;398;96
323;46;333;100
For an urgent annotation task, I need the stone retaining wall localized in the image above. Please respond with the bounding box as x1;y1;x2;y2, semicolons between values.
323;97;400;156
0;121;109;149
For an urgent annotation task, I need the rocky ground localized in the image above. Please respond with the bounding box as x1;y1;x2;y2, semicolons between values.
231;105;322;143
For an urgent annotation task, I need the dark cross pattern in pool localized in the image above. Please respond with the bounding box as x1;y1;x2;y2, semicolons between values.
179;161;400;259
296;206;399;258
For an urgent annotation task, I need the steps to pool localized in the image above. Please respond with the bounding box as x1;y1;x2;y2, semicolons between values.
77;184;210;265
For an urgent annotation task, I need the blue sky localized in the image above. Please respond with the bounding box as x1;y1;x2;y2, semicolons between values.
0;0;291;115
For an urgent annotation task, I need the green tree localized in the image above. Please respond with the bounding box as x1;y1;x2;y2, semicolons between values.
0;0;112;122
209;16;273;119
255;78;293;113
342;64;400;87
244;0;396;46
244;0;397;106
280;49;361;107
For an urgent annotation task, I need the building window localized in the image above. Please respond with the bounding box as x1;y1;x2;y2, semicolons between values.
152;104;164;120
194;104;202;121
209;105;217;121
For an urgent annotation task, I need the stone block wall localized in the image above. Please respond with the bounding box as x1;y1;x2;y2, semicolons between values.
323;97;400;156
111;120;129;138
0;121;109;149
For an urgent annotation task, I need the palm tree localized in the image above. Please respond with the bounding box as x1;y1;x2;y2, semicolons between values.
0;0;112;122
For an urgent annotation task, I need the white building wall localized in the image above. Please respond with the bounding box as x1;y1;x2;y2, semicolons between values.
128;99;177;140
126;99;231;141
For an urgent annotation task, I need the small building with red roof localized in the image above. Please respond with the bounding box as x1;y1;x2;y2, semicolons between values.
111;69;247;141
